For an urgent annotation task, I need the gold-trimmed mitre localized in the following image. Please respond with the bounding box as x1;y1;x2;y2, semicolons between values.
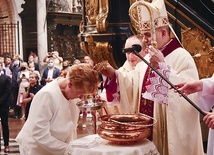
129;0;169;33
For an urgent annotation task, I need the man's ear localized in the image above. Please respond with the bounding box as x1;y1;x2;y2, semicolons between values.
68;82;72;88
162;28;167;37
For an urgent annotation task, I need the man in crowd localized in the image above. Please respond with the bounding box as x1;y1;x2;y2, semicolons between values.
0;61;11;153
9;55;22;118
43;51;63;70
41;57;60;86
28;55;39;71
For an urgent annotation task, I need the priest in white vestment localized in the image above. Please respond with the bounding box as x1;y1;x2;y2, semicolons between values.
100;35;147;114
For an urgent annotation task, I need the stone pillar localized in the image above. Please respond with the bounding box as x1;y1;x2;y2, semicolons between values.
37;0;48;73
12;0;25;57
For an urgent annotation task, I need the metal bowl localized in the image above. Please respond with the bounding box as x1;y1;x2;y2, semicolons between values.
76;98;106;111
98;127;151;144
97;114;156;144
99;114;151;130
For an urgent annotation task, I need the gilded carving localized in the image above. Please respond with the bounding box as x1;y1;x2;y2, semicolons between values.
96;42;118;68
79;21;84;33
83;34;96;57
182;28;214;78
80;0;134;68
80;36;100;61
79;0;128;68
85;0;99;25
80;38;118;68
96;0;109;33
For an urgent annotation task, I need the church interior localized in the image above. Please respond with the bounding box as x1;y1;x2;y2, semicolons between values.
0;0;213;154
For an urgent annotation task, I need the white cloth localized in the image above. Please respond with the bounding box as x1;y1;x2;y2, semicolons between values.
198;76;214;155
109;48;204;154
69;134;159;155
16;79;80;155
69;135;99;149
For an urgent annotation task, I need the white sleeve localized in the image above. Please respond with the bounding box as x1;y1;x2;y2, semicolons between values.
198;76;214;111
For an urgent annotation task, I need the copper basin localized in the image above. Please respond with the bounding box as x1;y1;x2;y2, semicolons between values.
97;114;156;144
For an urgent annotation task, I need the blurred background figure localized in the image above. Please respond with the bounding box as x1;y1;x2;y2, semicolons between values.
62;60;71;71
83;56;94;66
9;55;22;118
3;56;13;117
60;60;71;78
4;56;12;78
27;55;39;71
17;62;30;120
13;54;22;63
0;61;11;153
30;51;39;64
22;72;43;121
73;59;81;65
0;57;5;68
43;51;63;70
41;57;60;85
28;63;41;84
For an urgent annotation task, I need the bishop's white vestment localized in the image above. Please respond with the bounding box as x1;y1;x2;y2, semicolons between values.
104;39;204;155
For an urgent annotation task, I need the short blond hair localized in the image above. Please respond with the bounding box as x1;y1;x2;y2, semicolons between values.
68;63;99;94
21;62;29;70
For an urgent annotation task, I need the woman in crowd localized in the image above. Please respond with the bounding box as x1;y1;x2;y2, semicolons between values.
73;59;81;65
16;63;99;155
21;72;43;121
28;63;41;84
17;62;30;119
60;60;71;78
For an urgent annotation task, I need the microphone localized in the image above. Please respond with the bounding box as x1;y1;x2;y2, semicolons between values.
122;44;142;53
